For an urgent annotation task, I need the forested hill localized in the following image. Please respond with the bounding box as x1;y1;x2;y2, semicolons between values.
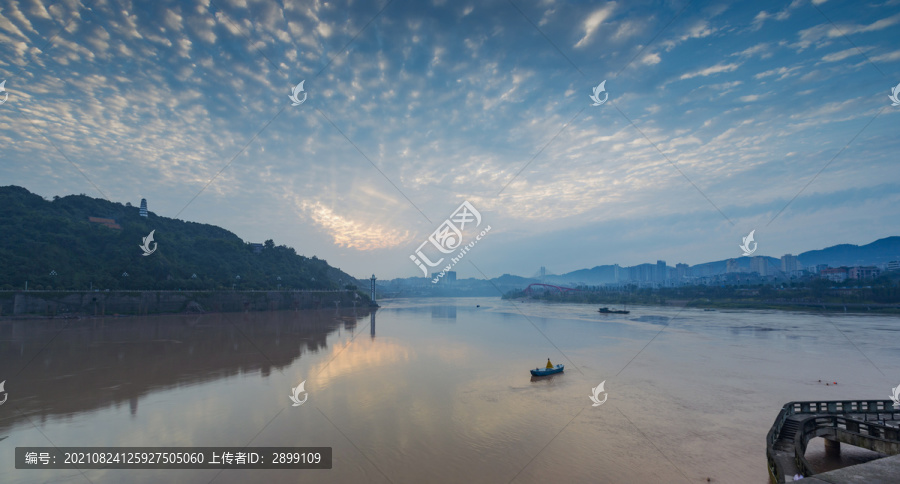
0;186;360;291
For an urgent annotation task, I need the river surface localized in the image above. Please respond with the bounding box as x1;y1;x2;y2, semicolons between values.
1;298;898;483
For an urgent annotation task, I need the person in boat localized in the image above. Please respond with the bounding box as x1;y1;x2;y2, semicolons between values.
546;358;553;369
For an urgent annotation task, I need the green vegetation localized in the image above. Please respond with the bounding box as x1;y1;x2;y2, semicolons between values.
0;186;359;291
503;276;900;313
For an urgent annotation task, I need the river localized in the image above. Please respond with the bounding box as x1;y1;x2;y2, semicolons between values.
0;297;897;483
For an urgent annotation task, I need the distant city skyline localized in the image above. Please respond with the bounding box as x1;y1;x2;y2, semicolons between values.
388;234;898;286
1;1;899;280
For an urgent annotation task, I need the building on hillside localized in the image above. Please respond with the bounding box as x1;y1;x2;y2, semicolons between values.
750;256;768;276
624;263;654;283
887;261;900;272
726;259;740;273
781;254;799;273
693;264;715;277
640;263;654;282
431;270;456;283
820;267;848;282
848;266;880;280
140;198;148;217
250;243;263;254
656;260;667;283
88;216;122;230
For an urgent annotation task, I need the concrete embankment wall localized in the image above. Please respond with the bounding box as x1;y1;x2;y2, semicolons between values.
0;290;367;317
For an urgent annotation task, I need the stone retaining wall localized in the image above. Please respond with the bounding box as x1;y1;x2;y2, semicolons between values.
0;290;369;317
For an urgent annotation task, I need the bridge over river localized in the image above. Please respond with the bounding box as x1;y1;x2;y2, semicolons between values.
767;400;900;483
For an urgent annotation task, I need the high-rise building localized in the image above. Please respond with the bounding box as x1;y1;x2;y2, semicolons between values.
656;260;667;282
629;263;655;282
675;263;689;280
430;270;456;283
781;254;799;273
140;198;148;217
751;256;768;276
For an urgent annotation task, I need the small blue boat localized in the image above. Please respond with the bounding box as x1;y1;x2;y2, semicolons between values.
531;364;564;376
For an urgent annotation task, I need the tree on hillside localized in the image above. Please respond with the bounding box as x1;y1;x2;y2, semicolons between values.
0;186;361;291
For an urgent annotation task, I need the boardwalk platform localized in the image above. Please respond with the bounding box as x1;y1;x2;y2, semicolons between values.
766;400;900;483
800;454;900;483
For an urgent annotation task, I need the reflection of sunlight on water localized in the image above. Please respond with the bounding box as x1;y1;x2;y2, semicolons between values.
310;338;413;389
419;342;472;364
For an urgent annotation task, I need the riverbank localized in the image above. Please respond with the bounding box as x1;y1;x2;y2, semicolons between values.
0;290;374;319
503;295;900;314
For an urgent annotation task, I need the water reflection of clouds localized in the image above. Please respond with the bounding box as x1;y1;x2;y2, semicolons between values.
419;342;471;365
311;338;413;389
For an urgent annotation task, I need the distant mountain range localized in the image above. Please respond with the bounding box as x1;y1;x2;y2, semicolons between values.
531;236;900;285
796;237;900;266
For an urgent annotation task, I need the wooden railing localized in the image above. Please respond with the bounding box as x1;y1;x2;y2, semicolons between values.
766;400;900;484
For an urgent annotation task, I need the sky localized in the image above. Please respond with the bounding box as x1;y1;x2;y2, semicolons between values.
1;0;899;281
